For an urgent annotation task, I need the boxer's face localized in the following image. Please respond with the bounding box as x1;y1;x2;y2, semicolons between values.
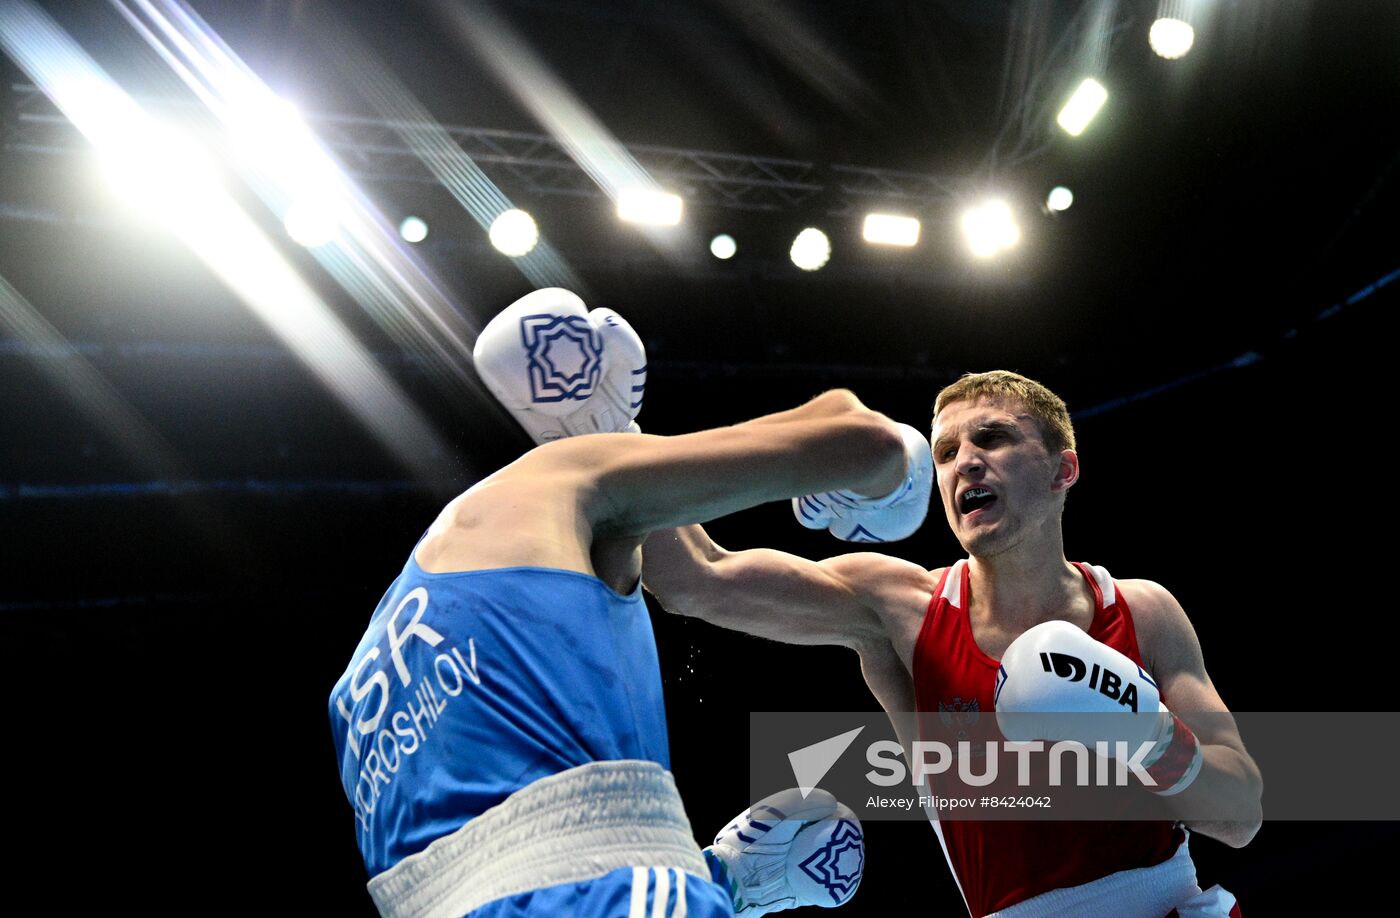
931;396;1073;556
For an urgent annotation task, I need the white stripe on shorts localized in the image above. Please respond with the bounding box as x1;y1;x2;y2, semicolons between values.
651;867;671;918
673;869;687;918
630;867;648;918
629;867;691;918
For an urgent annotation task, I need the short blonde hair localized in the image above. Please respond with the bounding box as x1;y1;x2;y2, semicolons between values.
933;370;1076;453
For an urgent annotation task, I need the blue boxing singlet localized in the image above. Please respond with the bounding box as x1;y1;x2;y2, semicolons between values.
328;553;672;877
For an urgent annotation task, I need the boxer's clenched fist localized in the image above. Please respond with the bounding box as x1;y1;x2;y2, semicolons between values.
705;787;865;915
792;422;932;542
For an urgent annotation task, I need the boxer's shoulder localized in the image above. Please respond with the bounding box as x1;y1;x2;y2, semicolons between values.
413;464;599;576
459;436;627;516
1114;577;1187;625
819;551;938;599
1113;578;1199;677
1108;582;1176;610
819;552;941;636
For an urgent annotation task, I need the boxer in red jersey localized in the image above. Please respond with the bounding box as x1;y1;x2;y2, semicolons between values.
644;371;1261;917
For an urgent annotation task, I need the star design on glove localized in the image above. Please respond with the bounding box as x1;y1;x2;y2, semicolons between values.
541;333;589;382
520;314;602;402
798;820;863;903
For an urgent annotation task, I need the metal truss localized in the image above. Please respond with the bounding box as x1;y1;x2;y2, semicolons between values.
5;83;969;214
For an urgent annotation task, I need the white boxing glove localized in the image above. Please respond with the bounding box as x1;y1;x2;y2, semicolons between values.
472;287;647;444
792;422;932;542
994;620;1203;796
704;787;864;916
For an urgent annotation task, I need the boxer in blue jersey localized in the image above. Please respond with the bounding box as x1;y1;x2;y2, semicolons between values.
330;289;929;917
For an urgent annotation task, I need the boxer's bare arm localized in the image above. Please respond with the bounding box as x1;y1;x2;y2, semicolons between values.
642;525;932;651
641;530;927;714
1120;579;1264;848
644;528;881;647
588;401;907;536
417;390;906;577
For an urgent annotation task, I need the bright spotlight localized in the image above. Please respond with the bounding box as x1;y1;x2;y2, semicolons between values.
398;216;428;243
284;200;337;248
226;95;330;194
0;0;455;484
961;200;1020;259
862;213;921;247
710;234;737;260
617;189;683;226
1056;78;1108;137
1149;18;1195;59
489;208;539;257
1046;186;1074;212
790;228;831;271
98;138;216;222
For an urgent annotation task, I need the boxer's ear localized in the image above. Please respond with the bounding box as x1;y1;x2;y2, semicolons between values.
1050;448;1079;494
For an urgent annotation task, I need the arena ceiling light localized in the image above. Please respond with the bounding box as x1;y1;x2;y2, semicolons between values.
710;234;737;260
225;96;329;196
790;228;831;271
284;200;338;248
1149;18;1195;59
489;208;539;256
399;216;428;243
93;119;223;226
1056;78;1108;137
0;2;454;484
1046;186;1074;213
617;188;684;226
961;200;1020;259
862;213;921;247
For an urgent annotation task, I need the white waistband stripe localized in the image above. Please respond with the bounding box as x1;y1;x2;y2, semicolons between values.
368;760;711;918
987;835;1199;918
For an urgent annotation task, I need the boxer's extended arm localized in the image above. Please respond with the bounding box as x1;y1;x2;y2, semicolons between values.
576;389;909;538
449;387;905;581
1123;580;1263;848
642;525;891;649
633;390;929;648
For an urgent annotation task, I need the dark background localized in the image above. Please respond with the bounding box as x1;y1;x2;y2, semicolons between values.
3;0;1398;913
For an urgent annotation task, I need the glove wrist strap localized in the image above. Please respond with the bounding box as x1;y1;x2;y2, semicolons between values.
1145;713;1203;796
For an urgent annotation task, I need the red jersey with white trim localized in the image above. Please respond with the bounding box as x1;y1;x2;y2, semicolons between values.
912;559;1185;917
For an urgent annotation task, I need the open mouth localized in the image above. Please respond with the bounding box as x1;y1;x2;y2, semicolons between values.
959;487;996;515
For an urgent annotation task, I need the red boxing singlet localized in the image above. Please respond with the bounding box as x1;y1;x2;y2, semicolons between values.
912;559;1185;916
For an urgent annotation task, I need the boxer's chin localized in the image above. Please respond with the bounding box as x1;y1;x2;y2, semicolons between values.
958;519;1011;556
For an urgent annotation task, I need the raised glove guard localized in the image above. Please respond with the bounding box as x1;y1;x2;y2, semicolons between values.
473;287;647;444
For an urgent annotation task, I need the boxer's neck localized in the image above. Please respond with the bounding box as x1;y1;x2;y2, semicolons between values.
966;538;1084;630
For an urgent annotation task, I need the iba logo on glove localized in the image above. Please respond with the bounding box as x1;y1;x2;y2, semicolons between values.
1000;651;1156;713
519;313;603;403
